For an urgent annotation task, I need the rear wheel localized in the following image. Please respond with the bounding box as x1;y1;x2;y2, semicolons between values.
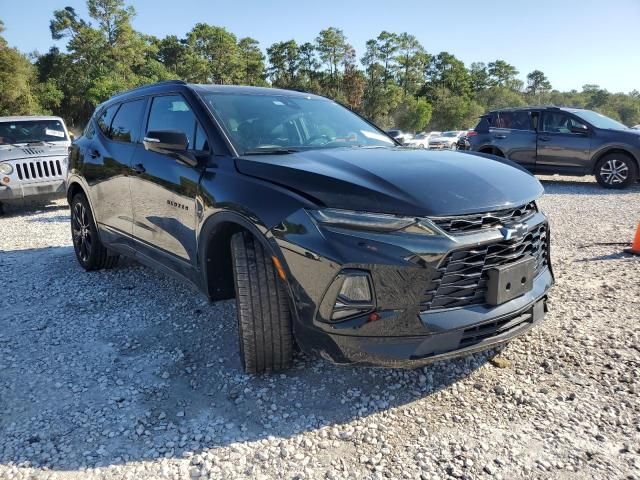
230;231;293;373
70;193;119;270
595;153;638;189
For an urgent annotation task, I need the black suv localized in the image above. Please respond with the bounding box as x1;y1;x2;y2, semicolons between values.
464;106;640;188
67;81;553;372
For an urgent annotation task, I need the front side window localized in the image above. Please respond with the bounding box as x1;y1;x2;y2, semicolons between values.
110;99;146;143
147;95;204;150
542;112;587;134
0;119;68;145
198;92;394;155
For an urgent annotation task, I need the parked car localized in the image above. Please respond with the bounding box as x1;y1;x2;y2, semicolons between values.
465;106;640;188
386;129;412;144
67;80;553;373
404;131;441;148
456;129;476;150
0;116;71;213
428;131;464;150
632;125;640;130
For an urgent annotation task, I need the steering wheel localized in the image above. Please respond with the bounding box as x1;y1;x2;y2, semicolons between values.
305;134;331;146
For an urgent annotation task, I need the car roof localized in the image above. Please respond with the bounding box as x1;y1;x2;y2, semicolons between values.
487;106;589;114
103;80;329;107
0;115;66;122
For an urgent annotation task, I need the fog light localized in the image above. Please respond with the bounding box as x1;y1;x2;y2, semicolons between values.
1;176;9;184
330;271;374;321
339;274;371;302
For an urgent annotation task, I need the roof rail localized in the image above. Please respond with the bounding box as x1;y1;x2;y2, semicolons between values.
111;80;187;99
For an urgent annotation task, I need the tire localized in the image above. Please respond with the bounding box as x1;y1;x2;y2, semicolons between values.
594;153;638;189
230;231;293;373
70;193;119;270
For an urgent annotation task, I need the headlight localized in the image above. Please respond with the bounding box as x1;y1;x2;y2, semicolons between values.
0;163;13;175
308;209;439;235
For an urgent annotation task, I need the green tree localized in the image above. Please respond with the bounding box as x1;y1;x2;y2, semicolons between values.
394;96;432;132
395;33;428;96
488;59;522;91
315;27;348;96
237;37;266;86
0;20;44;115
424;52;471;98
526;70;552;102
185;24;239;84
469;62;489;93
266;40;299;88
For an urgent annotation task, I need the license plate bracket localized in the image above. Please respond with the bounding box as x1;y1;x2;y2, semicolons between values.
486;255;535;306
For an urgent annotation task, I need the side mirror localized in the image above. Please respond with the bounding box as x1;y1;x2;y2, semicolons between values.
69;133;75;141
143;130;197;167
570;124;589;135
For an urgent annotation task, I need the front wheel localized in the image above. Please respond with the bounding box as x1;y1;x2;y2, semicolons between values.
70;193;119;270
231;231;293;373
594;153;638;189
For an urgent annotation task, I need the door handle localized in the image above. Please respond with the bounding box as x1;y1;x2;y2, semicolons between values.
89;149;100;159
493;134;506;139
132;163;146;174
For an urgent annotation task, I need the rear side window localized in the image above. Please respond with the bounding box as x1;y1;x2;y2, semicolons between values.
97;105;118;137
493;111;532;130
110;99;146;143
147;95;204;150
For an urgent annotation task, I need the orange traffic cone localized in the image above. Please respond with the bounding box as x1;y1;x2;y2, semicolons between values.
624;223;640;255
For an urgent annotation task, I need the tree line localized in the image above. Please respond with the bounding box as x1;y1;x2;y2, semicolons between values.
1;0;639;133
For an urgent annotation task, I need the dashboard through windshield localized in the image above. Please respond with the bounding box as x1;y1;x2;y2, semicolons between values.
198;92;394;155
0;119;68;145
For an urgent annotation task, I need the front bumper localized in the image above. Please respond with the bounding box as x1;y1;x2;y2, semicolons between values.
0;179;66;204
271;208;554;368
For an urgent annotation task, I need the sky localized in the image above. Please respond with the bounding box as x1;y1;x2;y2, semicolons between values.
1;0;639;93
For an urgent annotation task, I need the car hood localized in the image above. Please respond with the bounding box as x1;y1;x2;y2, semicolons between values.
0;143;69;162
235;147;543;217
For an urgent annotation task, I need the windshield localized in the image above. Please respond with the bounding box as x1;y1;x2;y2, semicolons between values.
570;110;628;130
414;133;426;139
199;92;395;154
442;131;459;137
0;119;68;144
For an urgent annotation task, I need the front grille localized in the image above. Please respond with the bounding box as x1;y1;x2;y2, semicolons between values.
15;159;63;181
421;222;549;311
431;202;537;234
459;310;533;348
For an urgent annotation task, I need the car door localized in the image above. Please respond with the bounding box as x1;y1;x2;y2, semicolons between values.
82;99;146;240
130;94;207;267
536;111;592;172
489;110;537;170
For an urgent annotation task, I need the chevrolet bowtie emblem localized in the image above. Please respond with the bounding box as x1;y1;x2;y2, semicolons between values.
500;222;528;241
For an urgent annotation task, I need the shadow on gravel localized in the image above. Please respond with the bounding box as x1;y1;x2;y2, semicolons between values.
0;245;492;471
0;201;69;218
540;178;640;195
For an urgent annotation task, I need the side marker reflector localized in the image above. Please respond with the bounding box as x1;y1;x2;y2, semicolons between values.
271;256;287;281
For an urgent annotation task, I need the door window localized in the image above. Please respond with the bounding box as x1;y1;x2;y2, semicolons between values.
147;95;206;150
97;105;118;137
493;111;532;130
109;99;146;143
541;112;587;134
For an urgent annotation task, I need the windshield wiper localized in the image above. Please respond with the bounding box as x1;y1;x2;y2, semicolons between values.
242;148;300;155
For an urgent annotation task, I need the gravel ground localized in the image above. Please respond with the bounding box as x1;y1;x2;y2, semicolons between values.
1;175;639;480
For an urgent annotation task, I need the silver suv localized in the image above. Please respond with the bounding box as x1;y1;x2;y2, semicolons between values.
0;116;71;213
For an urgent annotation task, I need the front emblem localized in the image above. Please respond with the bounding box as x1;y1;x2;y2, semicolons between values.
500;222;528;241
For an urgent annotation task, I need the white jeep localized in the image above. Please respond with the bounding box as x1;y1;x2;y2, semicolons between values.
0;116;72;213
